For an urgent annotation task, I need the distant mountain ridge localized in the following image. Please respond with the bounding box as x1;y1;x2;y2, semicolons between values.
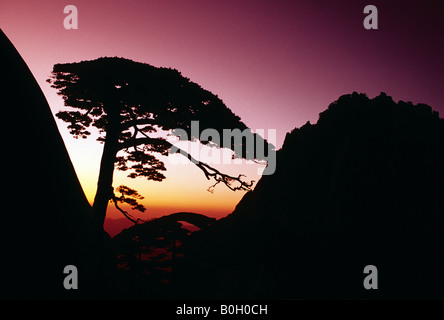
114;212;216;241
181;92;444;299
106;212;216;237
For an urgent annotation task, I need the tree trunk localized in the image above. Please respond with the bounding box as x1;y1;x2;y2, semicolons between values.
93;108;121;229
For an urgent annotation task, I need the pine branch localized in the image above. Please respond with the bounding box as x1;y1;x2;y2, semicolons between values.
111;186;145;224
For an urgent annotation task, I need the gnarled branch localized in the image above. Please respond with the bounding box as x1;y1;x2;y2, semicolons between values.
119;135;254;192
111;185;146;224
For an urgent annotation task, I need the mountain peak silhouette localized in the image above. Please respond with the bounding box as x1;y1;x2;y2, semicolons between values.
181;92;444;299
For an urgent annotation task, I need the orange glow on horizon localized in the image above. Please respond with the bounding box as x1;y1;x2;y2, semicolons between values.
67;131;262;227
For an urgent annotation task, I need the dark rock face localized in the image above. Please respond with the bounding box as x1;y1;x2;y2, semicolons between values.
110;212;217;298
185;92;444;299
0;29;100;298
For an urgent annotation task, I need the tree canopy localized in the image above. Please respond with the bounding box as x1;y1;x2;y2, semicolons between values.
48;57;273;226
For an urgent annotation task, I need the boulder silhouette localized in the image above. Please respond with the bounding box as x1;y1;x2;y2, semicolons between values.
183;92;444;299
0;29;101;298
111;212;216;298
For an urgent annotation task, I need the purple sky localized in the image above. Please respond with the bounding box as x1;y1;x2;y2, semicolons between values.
3;0;443;143
1;0;443;232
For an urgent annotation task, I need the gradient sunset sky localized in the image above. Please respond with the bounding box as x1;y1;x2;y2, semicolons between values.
1;0;443;233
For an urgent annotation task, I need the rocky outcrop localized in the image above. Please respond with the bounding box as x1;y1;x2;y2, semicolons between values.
0;29;101;298
184;92;444;299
